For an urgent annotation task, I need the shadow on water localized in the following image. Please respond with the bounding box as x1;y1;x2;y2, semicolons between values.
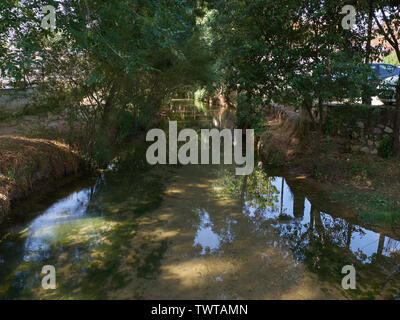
0;99;399;299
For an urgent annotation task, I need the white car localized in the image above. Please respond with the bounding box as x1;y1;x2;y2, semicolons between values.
377;74;398;105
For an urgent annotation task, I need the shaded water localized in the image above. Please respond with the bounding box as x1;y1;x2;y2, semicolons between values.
0;100;399;299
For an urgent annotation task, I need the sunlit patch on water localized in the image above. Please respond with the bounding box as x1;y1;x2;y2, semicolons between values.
23;188;92;263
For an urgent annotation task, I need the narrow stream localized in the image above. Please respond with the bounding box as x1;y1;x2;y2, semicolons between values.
0;100;399;299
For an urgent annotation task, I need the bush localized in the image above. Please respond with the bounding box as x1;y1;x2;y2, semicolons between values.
378;136;393;159
235;95;265;134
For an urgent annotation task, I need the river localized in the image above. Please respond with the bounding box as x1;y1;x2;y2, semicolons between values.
0;100;399;299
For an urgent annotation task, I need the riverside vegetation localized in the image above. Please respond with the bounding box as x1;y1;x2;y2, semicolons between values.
0;0;399;300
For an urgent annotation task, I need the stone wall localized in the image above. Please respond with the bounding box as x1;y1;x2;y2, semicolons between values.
325;105;398;155
270;102;300;120
0;87;38;111
267;102;398;155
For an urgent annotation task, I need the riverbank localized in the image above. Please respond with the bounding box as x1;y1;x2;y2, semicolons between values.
260;108;400;236
0;100;160;223
0;106;88;222
0;135;81;222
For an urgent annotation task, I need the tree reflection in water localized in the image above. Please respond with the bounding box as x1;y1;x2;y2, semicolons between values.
214;163;400;299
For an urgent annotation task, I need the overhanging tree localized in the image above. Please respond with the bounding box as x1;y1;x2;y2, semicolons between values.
207;0;374;131
370;1;400;155
0;0;215;164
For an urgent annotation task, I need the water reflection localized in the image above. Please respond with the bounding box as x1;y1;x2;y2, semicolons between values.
220;168;400;264
193;209;237;255
23;188;91;263
262;177;400;263
215;164;400;297
0;138;167;299
193;209;221;255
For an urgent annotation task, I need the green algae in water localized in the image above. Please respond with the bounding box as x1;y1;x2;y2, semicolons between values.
0;137;169;299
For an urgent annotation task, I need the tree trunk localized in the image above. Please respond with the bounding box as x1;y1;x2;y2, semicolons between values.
102;83;117;127
280;178;284;216
303;103;323;169
393;78;400;155
362;0;373;105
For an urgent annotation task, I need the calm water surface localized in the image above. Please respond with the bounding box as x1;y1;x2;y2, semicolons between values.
0;100;399;299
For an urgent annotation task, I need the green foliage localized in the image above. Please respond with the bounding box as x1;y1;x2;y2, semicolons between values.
378;136;393;159
205;0;400;158
235;95;265;134
0;0;216;168
313;169;323;181
206;0;386;130
214;165;280;211
194;88;207;101
357;194;399;226
268;151;285;168
345;159;369;181
6;162;36;185
323;104;379;136
93;147;112;168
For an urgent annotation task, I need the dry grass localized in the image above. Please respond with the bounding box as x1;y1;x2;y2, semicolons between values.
0;135;81;221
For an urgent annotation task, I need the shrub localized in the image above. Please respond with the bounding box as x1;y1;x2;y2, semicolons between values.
235;95;265;134
378;136;393;159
